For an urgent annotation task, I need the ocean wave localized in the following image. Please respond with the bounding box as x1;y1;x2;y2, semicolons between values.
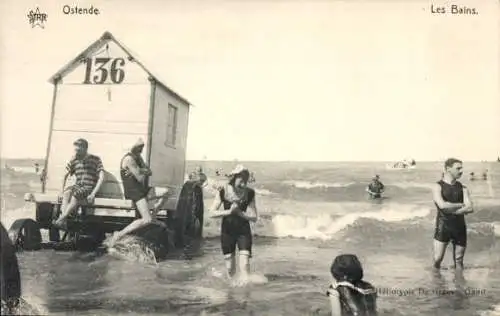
2;166;38;174
389;182;434;191
254;188;275;196
201;200;500;241
256;180;438;203
263;206;431;240
203;203;432;240
478;304;500;316
200;177;276;197
492;222;500;237
282;180;355;189
1;206;35;230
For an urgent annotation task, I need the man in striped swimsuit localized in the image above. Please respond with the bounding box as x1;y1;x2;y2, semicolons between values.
53;138;105;229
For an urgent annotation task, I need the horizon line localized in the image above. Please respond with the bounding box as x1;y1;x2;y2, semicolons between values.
1;157;497;163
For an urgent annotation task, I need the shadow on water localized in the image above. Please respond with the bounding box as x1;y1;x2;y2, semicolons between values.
42;252;202;314
431;269;470;311
44;252;111;313
200;287;256;316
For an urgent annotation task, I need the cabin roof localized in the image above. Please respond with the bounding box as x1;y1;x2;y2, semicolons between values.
48;31;191;106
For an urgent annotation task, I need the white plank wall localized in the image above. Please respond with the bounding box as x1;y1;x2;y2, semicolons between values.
149;85;190;188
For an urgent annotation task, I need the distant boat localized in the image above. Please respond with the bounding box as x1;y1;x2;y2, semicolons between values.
497;156;500;162
386;158;416;170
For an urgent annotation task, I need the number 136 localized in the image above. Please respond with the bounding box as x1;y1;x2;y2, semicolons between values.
83;57;126;84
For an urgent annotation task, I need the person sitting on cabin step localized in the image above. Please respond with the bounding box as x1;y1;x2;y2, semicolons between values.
326;254;377;316
106;138;168;246
53;138;105;229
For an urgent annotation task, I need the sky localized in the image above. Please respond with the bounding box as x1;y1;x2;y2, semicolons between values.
1;0;499;161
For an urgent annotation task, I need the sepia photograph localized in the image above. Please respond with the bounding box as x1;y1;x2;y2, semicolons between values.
1;0;499;315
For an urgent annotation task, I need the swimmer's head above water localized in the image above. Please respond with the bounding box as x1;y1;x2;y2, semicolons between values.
330;254;364;283
327;254;377;316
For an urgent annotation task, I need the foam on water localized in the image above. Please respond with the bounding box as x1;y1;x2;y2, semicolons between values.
203;178;276;198
105;235;159;265
203;202;432;240
2;161;500;315
0;205;35;230
478;304;500;316
390;181;435;190
209;267;268;288
492;222;500;237
282;180;355;189
266;205;431;239
1;297;48;316
253;188;275;196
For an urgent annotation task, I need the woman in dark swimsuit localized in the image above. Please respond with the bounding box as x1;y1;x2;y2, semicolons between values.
209;165;258;279
326;254;377;316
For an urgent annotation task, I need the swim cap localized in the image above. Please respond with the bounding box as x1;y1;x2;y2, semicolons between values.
73;138;88;149
229;164;248;176
228;164;250;182
131;138;145;151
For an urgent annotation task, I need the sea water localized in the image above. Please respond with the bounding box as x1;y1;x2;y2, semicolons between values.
1;159;499;315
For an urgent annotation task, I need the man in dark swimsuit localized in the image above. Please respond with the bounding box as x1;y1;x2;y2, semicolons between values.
107;139;165;246
432;158;474;270
209;165;258;280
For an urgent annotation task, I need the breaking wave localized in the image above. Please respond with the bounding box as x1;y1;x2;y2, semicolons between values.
203;202;433;240
478;304;500;316
282;180;355;189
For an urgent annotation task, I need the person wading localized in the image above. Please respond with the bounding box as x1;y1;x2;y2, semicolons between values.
209;165;258;280
432;158;474;270
366;175;384;199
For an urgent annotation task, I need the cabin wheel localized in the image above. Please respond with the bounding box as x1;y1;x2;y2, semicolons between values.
8;219;42;251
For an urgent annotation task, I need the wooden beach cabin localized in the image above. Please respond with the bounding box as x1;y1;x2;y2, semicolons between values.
15;31;203;256
44;31;190;203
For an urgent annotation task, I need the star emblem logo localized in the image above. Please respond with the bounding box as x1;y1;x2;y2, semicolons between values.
27;7;48;29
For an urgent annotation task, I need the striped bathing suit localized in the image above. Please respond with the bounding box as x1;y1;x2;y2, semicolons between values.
65;154;104;201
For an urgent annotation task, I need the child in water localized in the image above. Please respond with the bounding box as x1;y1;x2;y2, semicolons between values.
326;254;377;316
